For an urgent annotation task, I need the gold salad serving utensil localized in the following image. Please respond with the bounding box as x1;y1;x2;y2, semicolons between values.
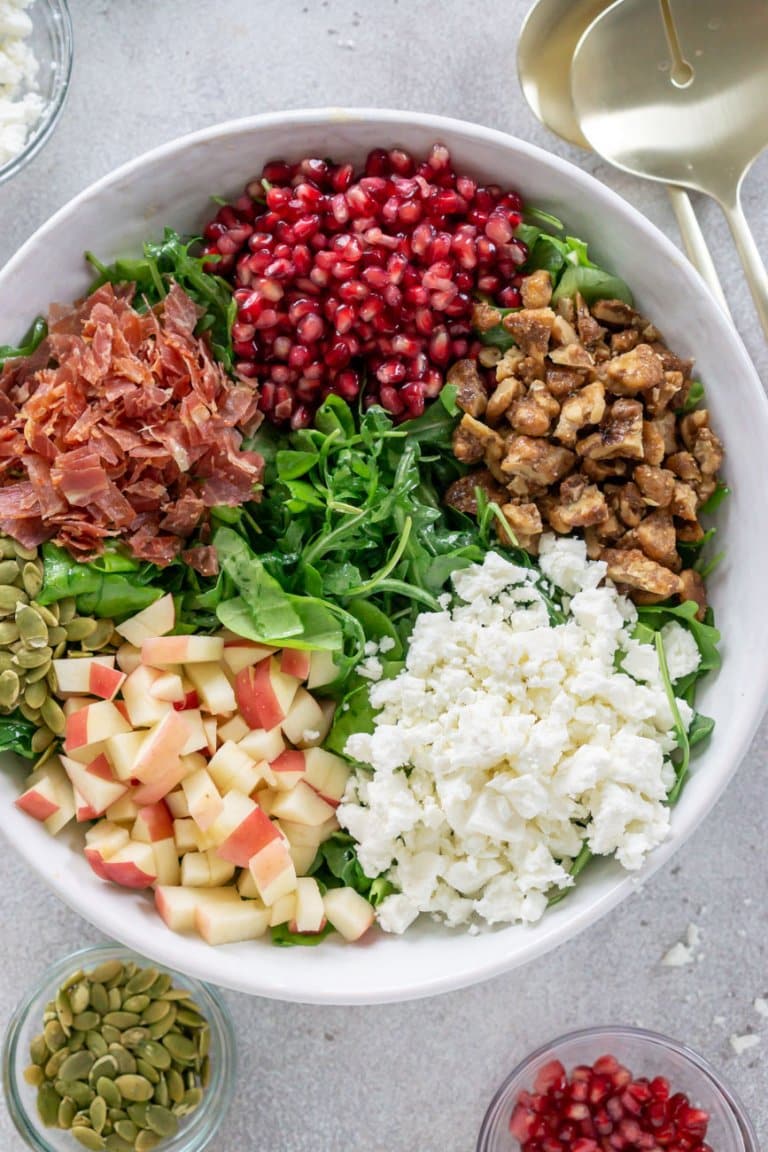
571;0;768;338
517;0;730;316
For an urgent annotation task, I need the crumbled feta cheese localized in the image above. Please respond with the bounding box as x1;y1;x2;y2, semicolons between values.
730;1033;760;1055
378;635;396;653
660;621;701;681
754;997;768;1017
363;640;379;657
341;537;692;931
0;1;45;167
357;655;383;681
661;923;700;967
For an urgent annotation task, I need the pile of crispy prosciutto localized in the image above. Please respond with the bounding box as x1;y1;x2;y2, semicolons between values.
0;283;263;574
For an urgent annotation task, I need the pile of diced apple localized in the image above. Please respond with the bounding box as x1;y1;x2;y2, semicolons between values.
14;594;375;946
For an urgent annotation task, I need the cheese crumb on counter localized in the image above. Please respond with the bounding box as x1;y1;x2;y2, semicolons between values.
0;0;45;167
730;1033;760;1056
341;536;699;932
661;923;701;967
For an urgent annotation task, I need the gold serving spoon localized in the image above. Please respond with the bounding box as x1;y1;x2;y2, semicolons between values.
571;0;768;337
517;0;730;316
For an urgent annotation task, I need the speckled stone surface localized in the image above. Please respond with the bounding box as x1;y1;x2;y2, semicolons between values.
0;2;767;1149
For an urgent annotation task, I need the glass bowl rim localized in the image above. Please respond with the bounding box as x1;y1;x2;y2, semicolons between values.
0;0;74;188
476;1024;760;1152
2;941;237;1152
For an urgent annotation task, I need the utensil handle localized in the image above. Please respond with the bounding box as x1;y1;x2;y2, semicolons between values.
666;186;731;318
720;194;768;341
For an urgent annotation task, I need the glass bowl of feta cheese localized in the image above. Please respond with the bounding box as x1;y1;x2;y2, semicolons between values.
0;0;72;186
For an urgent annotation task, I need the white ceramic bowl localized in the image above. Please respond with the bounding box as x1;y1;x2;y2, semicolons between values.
0;109;765;1005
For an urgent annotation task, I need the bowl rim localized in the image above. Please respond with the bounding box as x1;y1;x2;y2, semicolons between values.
0;0;74;188
1;106;767;1003
476;1025;760;1152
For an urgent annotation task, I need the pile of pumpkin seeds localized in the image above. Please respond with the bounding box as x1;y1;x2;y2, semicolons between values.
24;958;210;1151
0;534;118;753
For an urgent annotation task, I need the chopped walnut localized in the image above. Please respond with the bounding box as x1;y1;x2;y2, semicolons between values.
452;413;504;463
651;343;694;378
670;480;699;522
614;481;646;528
577;398;645;461
603;343;665;395
520;269;553;309
642;420;666;466
545;364;588;398
611;328;640;354
633;510;679;568
547;479;608;531
582;457;628;482
676;519;705;544
449;359;488;418
501;435;576;485
590;299;639;327
551;314;580;346
634;464;675;508
646;370;684;417
500;500;543;550
549;342;595;369
575;292;607;347
444;469;505;516
693;427;724;476
680;409;709;450
486;376;523;424
472;301;502;332
601;548;682;598
495;346;525;382
502;307;555;359
679;568;707;620
508;396;552;437
554;380;605;447
665;451;701;484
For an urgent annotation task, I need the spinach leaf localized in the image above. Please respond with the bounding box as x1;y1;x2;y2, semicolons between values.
271;922;335;947
551;265;633;306
38;543;163;619
0;711;38;759
309;831;396;906
0;316;48;365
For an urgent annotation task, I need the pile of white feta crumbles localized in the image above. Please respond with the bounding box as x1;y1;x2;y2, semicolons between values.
0;0;44;167
340;535;700;933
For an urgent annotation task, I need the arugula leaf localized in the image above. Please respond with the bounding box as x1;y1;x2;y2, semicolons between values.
0;711;38;759
699;483;730;516
271;922;335;947
309;831;395;906
0;316;48;365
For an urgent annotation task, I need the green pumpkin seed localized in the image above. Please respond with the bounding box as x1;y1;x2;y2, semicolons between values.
135;1132;161;1152
105;1136;134;1152
72;1127;106;1151
44;1018;68;1052
146;1102;178;1137
40;693;65;734
69;1030;87;1052
13;540;37;560
121;994;150;1014
126;1102;149;1127
72;1109;91;1127
135;1057;160;1085
45;1049;70;1079
22;562;43;598
16;603;48;646
0;620;19;643
58;596;76;624
58;1095;77;1128
86;1031;109;1058
104;1011;141;1029
59;1049;96;1082
147;1006;177;1040
88;959;124;985
184;1069;196;1091
23;678;47;709
29;1033;48;1065
108;1106;127;1121
89;982;110;1015
145;973;172;999
0;585;25;613
114;1118;139;1143
34;601;60;627
137;1039;171;1070
19;700;41;722
0;538;16;559
26;658;52;683
160;987;192;1001
57;1080;96;1108
0;668;20;709
200;1055;210;1088
107;988;122;1012
13;644;52;669
0;559;20;584
114;1074;154;1102
23;1064;44;1087
73;1010;101;1032
124;968;159;997
101;1025;121;1046
37;1081;61;1126
161;1032;196;1064
107;1045;136;1076
163;1066;183;1104
68;981;90;1015
140;1000;170;1026
90;1055;119;1081
197;1024;210;1059
47;623;67;645
0;651;13;673
120;1026;150;1049
153;1073;169;1108
175;1006;205;1028
90;1095;108;1133
83;620;115;650
65;617;98;642
96;1077;122;1110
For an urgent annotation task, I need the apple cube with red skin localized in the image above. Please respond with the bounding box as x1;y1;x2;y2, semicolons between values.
116;593;175;647
238;725;285;763
99;841;157;889
84;821;131;878
155;885;241;933
303;748;351;805
213;793;280;867
269;781;337;827
131;711;191;783
62;696;92;718
63;700;132;764
291;877;327;934
195;897;270;945
15;758;75;835
279;648;311;680
249;836;298;906
222;642;274;676
322;887;375;941
182;767;223;832
185;662;236;716
61;754;128;818
307;650;339;690
105;730;147;782
121;665;173;728
174;709;208;756
52;656;125;700
133;801;174;843
280;688;332;748
131;753;196;806
234;659;300;731
269;749;307;791
142;635;224;668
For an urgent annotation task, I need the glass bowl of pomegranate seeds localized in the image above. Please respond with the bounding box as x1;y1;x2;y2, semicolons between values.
476;1026;758;1152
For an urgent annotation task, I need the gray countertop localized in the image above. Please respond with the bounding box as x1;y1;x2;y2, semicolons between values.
1;2;767;1149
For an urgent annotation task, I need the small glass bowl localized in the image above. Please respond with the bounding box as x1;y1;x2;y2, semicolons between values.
0;0;73;186
477;1026;758;1152
3;944;236;1152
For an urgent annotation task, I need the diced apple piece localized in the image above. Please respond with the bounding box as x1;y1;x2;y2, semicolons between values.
61;753;128;817
183;768;223;832
276;818;329;875
270;749;307;791
16;758;74;834
292;877;326;933
132;755;195;806
238;725;285;763
63;701;132;764
185;662;236;716
218;714;249;744
237;868;259;899
133;801;174;843
116;593;175;647
269;891;297;926
307;649;339;690
253;787;276;816
105;794;139;824
154;884;240;933
281;688;331;748
84;820;130;877
89;662;126;702
104;730;147;782
202;717;218;756
142;635;224;668
287;841;320;877
99;841;157;889
303;748;351;805
116;642;142;675
181;849;235;887
322;887;375;941
195;897;270;945
16;774;59;823
62;696;92;718
249;837;297;906
269;781;337;826
150;671;186;703
207;741;262;796
153;839;181;886
74;786;97;823
222;642;274;675
214;794;279;867
52;656;122;699
173;818;199;854
279;648;311;680
122;665;172;728
235;658;299;731
166;789;189;819
174;709;208;756
131;711;191;783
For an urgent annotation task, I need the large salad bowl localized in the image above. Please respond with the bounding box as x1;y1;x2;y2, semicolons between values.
0;109;765;1004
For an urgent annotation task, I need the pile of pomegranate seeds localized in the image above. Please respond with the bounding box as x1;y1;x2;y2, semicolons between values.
509;1055;712;1152
201;144;528;426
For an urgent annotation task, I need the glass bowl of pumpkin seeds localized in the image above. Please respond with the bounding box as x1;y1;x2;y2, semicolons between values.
2;945;236;1152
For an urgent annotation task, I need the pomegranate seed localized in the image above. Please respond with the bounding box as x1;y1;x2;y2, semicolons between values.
400;382;425;416
650;1079;670;1102
335;370;360;400
565;1104;591;1122
326;339;352;370
331;163;354;192
297;314;323;343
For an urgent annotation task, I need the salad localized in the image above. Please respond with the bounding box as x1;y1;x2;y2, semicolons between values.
0;144;725;947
